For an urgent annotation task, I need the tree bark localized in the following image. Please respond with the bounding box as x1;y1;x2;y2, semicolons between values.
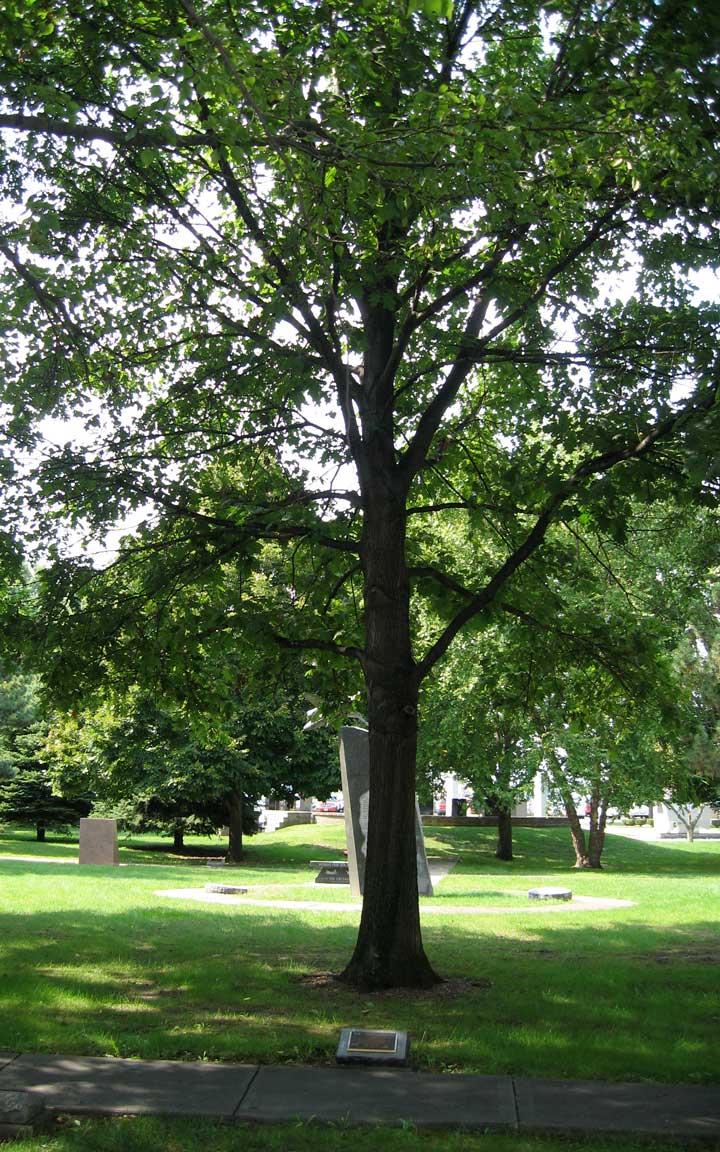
562;794;590;868
172;821;185;851
587;793;607;868
226;793;244;862
495;806;513;861
340;484;440;990
36;822;46;843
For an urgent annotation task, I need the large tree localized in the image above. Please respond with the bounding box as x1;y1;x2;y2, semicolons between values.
1;1;719;987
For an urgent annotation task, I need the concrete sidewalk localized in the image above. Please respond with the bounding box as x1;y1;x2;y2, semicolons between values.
1;1052;719;1140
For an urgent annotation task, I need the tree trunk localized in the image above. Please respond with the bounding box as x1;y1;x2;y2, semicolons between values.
587;796;607;868
562;794;590;868
226;793;244;863
340;485;440;990
495;806;513;861
172;821;185;852
586;786;605;869
36;823;46;843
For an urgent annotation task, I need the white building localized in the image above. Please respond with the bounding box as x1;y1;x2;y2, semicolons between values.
439;772;549;818
653;800;720;838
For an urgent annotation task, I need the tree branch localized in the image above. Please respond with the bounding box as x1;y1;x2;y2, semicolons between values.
0;112;213;150
414;382;719;682
267;630;364;664
399;201;626;485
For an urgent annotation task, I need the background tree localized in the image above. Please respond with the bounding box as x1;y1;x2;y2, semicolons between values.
419;615;540;860
1;1;718;988
420;502;720;866
540;698;674;867
49;673;339;861
658;597;720;840
0;665;91;840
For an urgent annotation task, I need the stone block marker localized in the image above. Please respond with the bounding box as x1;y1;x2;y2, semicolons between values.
0;1089;46;1139
336;1028;409;1066
528;887;572;902
78;818;119;866
339;726;433;898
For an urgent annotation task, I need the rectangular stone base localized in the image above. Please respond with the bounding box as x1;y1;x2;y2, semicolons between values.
0;1088;46;1134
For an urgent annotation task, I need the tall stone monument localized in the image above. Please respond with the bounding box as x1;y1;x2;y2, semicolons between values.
78;818;119;866
339;725;433;898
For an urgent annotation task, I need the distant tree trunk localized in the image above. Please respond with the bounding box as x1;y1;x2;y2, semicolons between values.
495;806;513;860
666;803;705;843
172;821;185;851
36;823;46;842
226;793;244;862
587;792;607;868
560;791;590;868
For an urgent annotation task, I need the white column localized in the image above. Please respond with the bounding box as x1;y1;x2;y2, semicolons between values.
532;772;548;818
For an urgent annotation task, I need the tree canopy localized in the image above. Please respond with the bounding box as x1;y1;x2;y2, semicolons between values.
48;677;339;860
1;0;718;987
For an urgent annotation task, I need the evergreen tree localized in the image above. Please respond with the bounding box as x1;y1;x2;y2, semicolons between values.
0;667;90;840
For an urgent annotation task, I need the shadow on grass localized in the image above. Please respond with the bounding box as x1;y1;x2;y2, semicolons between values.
0;826;346;869
6;823;719;879
1;887;718;1083
425;825;720;878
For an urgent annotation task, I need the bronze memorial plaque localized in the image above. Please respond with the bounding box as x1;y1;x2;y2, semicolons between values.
336;1026;409;1065
347;1029;398;1053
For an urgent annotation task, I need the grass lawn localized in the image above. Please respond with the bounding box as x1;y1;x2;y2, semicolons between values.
1;821;718;1087
7;1115;701;1152
2;821;717;1152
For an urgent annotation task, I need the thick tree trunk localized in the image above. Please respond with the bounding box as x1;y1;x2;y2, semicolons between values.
36;823;46;843
226;793;244;863
172;822;185;852
495;806;513;861
340;487;440;990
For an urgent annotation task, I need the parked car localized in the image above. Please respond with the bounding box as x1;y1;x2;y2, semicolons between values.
312;799;344;813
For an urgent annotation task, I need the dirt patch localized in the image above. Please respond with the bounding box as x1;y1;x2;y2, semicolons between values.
297;973;492;998
650;949;720;965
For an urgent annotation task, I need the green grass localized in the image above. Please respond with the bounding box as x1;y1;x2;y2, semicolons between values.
1;822;718;1087
8;1116;700;1152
